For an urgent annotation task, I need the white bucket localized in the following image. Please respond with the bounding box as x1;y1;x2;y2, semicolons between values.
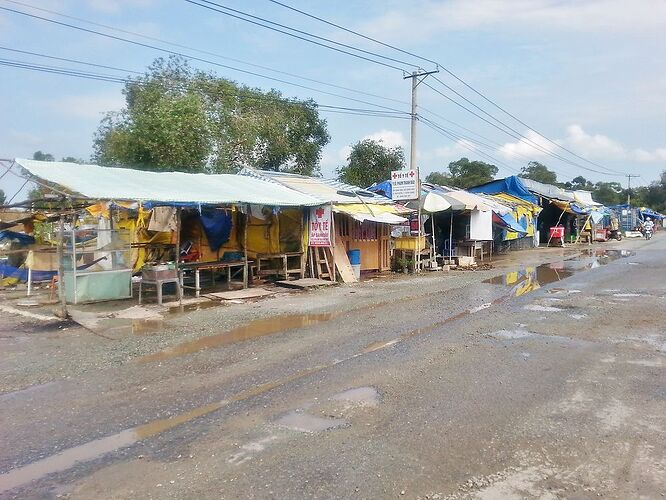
351;264;361;280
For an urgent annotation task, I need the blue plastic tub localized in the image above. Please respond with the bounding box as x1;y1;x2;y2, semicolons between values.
347;249;361;265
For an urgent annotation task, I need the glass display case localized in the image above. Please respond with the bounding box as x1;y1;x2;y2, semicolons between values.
62;227;132;303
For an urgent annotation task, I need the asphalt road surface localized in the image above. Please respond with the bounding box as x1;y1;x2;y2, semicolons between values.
1;236;665;499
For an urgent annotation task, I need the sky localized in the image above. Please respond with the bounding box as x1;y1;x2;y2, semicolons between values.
1;0;665;201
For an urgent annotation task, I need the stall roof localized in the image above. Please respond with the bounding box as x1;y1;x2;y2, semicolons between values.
14;159;322;207
239;168;393;205
468;176;539;205
519;178;576;202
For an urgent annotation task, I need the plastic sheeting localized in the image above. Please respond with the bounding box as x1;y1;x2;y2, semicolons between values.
468;176;539;205
495;212;528;234
333;203;407;224
0;230;35;245
15;159;322;207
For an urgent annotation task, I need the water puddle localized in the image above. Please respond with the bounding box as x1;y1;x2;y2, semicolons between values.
524;304;563;312
276;411;347;433
138;312;336;363
0;399;227;494
488;329;533;339
483;249;634;297
331;386;380;407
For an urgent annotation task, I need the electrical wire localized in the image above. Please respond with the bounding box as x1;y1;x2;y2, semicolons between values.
0;5;408;114
0;57;411;120
183;0;418;72
2;0;409;107
265;0;628;177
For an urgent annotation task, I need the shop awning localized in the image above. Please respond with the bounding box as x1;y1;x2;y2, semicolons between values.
333;203;407;224
15;159;323;207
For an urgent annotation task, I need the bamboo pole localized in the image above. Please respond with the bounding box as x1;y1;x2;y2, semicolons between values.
243;206;249;288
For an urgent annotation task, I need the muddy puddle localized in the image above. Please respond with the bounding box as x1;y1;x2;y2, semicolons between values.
276;411;347;433
139;312;336;363
483;249;634;296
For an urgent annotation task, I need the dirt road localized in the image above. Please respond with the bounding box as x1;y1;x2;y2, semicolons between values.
1;237;664;499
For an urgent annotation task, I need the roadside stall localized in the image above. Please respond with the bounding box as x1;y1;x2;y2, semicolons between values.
10;158;321;308
240;168;409;281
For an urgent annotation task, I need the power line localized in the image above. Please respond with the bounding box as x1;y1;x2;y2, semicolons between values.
0;57;411;120
422;81;621;177
0;5;408;114
3;0;410;108
263;0;629;177
183;0;419;72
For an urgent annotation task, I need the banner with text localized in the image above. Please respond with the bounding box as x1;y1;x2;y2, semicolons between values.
309;205;332;246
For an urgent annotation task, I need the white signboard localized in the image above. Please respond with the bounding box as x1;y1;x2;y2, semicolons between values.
309;205;332;246
391;169;419;200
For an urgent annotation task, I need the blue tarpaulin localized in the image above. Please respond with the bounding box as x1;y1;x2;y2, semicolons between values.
495;212;528;234
0;263;56;282
0;230;35;246
468;176;539;205
200;210;233;251
367;181;393;198
639;208;665;220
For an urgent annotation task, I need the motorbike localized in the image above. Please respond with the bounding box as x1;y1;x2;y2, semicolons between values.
608;228;623;241
644;227;653;240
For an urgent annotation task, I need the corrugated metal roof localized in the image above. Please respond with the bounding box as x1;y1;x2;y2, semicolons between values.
239;168;393;204
15;159;322;206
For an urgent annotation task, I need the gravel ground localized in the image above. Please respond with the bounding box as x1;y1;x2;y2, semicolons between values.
0;237;664;499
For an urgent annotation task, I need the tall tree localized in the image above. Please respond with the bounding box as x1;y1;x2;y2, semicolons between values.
426;157;498;189
336;139;405;187
94;56;330;175
0;189;5;205
32;151;55;162
565;175;594;191
520;161;558;185
590;181;624;206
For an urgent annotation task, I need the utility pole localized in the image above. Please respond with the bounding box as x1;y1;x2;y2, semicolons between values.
626;174;640;206
404;69;439;272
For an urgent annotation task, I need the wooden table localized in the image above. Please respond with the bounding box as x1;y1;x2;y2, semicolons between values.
179;260;248;297
255;252;304;280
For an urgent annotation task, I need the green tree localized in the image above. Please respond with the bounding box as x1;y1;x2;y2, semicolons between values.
94;56;330;175
520;161;558;185
61;157;84;163
336;139;405;187
426;157;498;189
590;181;624;206
32;151;55;162
0;189;5;205
565;175;594;191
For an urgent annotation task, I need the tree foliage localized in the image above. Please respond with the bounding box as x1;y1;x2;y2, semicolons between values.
426;157;498;189
94;56;330;175
520;161;558;185
0;189;5;205
32;150;55;162
336;139;405;188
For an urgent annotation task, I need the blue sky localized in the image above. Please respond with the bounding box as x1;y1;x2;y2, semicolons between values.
1;0;665;201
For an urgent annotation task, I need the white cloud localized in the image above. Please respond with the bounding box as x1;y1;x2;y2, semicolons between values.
357;0;666;44
361;129;407;149
498;129;555;159
46;92;125;120
498;124;666;164
433;139;476;159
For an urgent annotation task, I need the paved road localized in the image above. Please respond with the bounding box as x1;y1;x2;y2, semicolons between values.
1;237;665;498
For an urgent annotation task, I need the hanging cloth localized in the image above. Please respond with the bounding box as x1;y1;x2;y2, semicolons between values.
200;210;233;251
148;206;178;232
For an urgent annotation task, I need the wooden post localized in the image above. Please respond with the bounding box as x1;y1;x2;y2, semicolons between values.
175;207;182;303
243;206;249;288
330;204;337;283
56;213;67;319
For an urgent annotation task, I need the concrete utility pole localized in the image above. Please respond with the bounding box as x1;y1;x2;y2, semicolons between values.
404;69;439;272
626;174;640;206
